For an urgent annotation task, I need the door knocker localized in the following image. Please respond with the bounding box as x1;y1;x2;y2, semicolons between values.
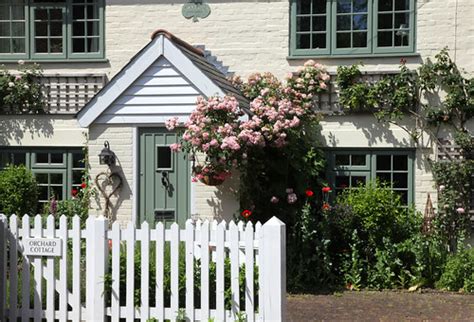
95;171;123;220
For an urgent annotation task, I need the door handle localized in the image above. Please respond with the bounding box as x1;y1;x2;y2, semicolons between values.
161;171;170;189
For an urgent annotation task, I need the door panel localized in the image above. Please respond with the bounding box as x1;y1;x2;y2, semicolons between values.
139;128;190;227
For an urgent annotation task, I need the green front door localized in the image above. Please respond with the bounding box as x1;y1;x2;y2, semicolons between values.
139;128;190;227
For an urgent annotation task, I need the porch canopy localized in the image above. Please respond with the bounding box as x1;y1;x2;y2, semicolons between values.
76;29;247;127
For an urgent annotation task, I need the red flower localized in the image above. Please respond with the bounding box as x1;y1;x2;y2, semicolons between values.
108;239;112;250
241;209;252;218
305;189;314;197
322;202;330;211
322;186;332;193
71;189;78;196
81;182;87;189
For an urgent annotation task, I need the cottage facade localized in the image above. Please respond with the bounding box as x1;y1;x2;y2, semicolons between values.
1;0;473;225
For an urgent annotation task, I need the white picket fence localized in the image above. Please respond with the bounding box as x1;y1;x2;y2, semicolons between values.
0;214;286;321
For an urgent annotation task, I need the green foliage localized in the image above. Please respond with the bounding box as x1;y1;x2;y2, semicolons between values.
431;160;473;250
104;242;259;312
0;62;45;113
436;247;474;292
0;165;38;216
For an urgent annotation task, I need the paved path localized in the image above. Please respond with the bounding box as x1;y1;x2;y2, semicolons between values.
287;291;474;321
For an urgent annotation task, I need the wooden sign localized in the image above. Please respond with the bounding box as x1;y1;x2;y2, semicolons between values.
23;238;62;257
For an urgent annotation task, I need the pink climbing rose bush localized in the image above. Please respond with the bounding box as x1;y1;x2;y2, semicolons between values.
166;60;330;182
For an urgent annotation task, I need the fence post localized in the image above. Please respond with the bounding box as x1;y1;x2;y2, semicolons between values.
262;216;286;321
86;216;108;321
0;214;6;320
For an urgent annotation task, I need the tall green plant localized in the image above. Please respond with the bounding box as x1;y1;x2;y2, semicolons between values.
0;165;38;216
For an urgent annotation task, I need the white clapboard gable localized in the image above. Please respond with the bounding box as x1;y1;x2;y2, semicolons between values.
97;57;202;124
76;32;230;127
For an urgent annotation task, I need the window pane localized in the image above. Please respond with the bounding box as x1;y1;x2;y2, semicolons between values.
312;33;326;49
337;0;352;13
393;155;407;170
0;22;9;36
353;0;368;13
73;21;85;36
87;21;99;36
0;7;9;20
378;14;393;29
297;33;310;49
11;22;24;36
395;32;408;46
50;9;62;21
12;38;25;53
72;153;85;168
39;186;49;200
335;154;350;166
353;32;367;47
378;31;392;46
50;22;63;36
50;38;63;52
351;176;366;187
395;12;409;28
86;5;100;19
11;6;25;20
377;172;391;184
35;9;48;20
297;0;311;14
297;17;310;32
376;155;391;170
337;15;351;30
397;190;408;204
351;154;366;166
35;21;47;36
51;186;63;200
336;32;351;48
312;16;326;31
36;153;49;163
336;175;350;188
50;153;63;163
393;173;408;188
353;14;367;30
12;153;26;165
312;0;326;13
157;146;172;169
379;0;393;11
50;173;63;184
73;38;85;52
35;38;47;52
35;173;48;183
73;5;85;19
0;38;10;53
395;0;410;10
72;170;83;184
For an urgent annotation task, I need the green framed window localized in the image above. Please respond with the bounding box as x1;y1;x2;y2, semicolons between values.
326;149;414;205
290;0;416;57
0;148;86;208
0;0;104;61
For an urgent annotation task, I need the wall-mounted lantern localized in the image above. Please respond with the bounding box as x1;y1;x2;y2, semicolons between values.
98;141;116;166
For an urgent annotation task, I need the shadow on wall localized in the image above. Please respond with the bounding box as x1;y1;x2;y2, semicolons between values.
288;53;424;70
0;116;54;146
205;172;240;222
320;114;421;148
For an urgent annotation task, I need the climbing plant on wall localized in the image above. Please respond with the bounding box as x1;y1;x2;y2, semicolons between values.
336;49;474;250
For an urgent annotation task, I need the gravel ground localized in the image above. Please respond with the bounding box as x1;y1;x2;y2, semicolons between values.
287;290;474;321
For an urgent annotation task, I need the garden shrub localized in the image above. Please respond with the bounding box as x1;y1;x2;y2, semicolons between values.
436;247;474;292
0;165;38;216
104;242;259;310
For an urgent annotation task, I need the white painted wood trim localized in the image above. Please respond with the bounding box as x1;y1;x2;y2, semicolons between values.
77;36;164;127
132;126;138;225
163;38;225;98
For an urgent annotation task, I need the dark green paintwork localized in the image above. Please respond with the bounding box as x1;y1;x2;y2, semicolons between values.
139;128;190;227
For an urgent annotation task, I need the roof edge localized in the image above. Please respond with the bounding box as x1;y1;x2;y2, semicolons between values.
151;29;204;57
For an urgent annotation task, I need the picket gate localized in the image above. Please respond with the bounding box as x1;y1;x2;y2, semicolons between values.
0;214;286;321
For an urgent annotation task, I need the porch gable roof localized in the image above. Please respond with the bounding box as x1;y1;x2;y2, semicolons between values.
76;30;248;127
